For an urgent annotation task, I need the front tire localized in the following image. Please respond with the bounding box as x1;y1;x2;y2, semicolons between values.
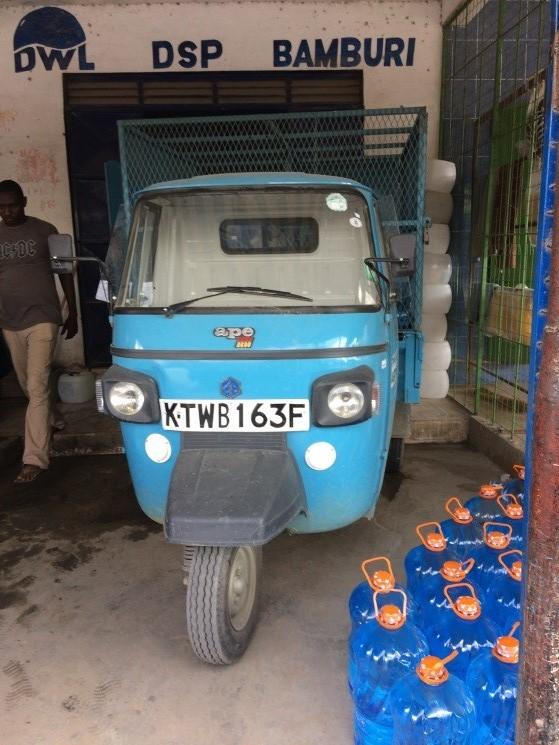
386;437;405;473
186;545;262;665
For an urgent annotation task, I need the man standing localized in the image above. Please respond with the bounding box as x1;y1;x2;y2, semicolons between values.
0;180;78;484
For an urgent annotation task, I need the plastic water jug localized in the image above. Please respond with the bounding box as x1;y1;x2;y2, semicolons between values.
421;313;448;342
465;483;505;523
426;159;457;194
440;497;483;559
412;558;485;629
423;283;452;314
348;556;417;629
494;494;524;547
469;522;513;593
389;650;476;744
485;551;522;633
425;223;450;255
57;369;96;404
423;253;452;284
349;590;428;745
425;191;453;224
405;522;459;600
422;341;452;372
427;582;498;679
466;623;520;744
420;369;449;399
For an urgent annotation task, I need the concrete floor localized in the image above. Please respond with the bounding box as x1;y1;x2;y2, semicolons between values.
0;444;502;745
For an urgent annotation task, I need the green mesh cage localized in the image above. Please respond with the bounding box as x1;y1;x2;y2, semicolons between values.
118;107;427;330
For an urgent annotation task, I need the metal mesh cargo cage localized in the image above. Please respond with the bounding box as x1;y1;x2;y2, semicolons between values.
118;107;427;330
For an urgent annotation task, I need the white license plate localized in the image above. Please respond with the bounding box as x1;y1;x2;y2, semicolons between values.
160;399;310;433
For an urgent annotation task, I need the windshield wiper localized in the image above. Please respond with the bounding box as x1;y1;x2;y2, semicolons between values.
163;285;312;317
208;285;312;302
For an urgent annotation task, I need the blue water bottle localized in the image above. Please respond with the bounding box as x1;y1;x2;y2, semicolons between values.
494;494;524;547
349;589;428;745
412;557;485;629
389;649;476;744
466;622;520;744
405;522;459;600
465;483;505;523
427;581;498;679
349;555;417;629
440;497;483;559
469;522;514;593
485;550;522;634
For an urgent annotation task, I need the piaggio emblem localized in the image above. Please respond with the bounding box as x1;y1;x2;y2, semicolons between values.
213;326;255;349
220;377;242;399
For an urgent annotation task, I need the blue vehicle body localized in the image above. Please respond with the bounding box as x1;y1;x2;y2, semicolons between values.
102;172;421;543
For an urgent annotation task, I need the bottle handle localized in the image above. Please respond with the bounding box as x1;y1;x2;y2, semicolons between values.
498;549;522;580
416;521;446;551
497;493;523;519
361;556;395;590
461;558;475;576
483;521;513;545
509;621;521;638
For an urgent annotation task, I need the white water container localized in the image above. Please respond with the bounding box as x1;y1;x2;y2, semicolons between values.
425;223;450;254
426;159;456;193
421;314;448;342
420;370;450;399
423;341;452;371
423;253;452;284
423;283;452;314
57;370;95;404
425;191;453;224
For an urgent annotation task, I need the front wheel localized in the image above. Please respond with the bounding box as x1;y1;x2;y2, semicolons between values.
386;437;405;473
186;545;262;665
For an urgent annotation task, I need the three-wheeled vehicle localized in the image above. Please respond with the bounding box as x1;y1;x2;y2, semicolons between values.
51;172;421;665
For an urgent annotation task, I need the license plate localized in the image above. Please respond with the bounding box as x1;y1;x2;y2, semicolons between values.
160;399;310;433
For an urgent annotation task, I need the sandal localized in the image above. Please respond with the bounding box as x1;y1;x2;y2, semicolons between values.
14;465;44;484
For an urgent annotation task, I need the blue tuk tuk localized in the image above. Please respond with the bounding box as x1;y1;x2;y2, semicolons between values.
90;172;420;664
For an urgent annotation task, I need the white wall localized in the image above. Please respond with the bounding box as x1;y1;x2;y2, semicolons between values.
0;1;443;365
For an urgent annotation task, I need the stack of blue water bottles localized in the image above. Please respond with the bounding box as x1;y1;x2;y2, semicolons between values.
347;464;525;744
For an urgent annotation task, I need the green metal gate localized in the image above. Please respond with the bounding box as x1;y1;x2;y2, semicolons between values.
441;0;549;439
118;107;427;331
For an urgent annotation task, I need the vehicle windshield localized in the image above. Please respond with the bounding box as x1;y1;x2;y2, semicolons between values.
117;187;381;309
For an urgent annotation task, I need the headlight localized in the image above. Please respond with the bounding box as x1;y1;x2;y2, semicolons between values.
109;382;145;416
327;383;365;419
311;366;375;427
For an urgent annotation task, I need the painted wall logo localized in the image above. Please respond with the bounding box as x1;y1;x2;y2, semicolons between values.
14;6;95;73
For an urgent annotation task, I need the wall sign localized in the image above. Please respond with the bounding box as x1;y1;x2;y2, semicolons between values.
13;6;94;72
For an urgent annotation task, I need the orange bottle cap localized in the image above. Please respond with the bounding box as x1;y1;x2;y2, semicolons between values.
440;558;474;582
445;497;473;524
480;484;503;499
416;651;458;685
484;522;513;549
377;604;405;629
512;561;522;580
498;549;523;581
427;532;445;549
455;595;481;619
497;493;523;520
372;569;394;591
493;635;520;664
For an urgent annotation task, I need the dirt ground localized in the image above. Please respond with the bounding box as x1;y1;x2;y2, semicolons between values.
0;444;502;745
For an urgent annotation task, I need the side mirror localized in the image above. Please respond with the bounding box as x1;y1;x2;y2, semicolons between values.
389;233;416;277
48;234;74;274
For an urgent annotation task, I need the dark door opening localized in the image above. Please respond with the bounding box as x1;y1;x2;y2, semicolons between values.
63;70;363;366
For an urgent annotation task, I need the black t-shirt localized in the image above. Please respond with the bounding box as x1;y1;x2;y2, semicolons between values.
0;216;62;330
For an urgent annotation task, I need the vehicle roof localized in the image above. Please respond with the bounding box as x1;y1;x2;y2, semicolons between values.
138;172;375;196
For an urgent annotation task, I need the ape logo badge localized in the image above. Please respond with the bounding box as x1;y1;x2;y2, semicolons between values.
13;6;95;73
214;326;255;349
